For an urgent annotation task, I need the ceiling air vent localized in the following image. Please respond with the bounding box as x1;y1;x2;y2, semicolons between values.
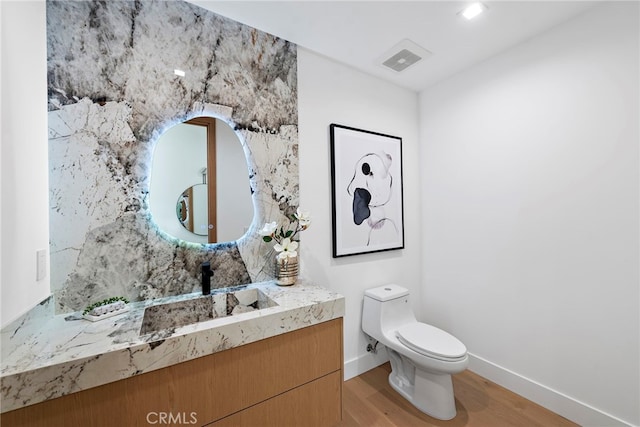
379;39;432;73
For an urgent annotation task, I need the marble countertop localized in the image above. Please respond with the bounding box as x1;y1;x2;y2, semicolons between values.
0;279;344;413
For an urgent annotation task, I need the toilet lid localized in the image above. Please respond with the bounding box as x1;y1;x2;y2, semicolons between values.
396;323;467;361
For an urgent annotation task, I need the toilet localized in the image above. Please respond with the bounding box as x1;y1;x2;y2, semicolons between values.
362;284;468;420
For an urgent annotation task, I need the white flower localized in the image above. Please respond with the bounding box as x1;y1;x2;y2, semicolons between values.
295;208;311;229
260;209;310;263
274;237;298;260
259;221;278;237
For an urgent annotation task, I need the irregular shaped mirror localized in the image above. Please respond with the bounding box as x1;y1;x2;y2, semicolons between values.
150;117;253;244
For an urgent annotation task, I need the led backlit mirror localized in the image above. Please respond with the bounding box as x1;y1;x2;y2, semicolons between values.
150;117;253;244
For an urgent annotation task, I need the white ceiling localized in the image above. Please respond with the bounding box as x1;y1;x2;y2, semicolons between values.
190;1;599;92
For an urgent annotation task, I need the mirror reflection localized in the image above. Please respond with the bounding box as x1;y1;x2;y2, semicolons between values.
177;183;209;236
150;117;253;244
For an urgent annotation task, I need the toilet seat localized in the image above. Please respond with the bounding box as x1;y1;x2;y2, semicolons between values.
396;323;467;362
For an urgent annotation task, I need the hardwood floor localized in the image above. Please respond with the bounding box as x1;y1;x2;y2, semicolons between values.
338;363;577;427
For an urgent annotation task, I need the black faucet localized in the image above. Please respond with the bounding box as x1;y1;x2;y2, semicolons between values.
201;261;213;295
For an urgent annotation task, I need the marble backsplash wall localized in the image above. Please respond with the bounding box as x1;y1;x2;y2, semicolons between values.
47;0;298;313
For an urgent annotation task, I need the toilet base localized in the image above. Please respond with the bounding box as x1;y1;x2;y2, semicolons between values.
387;349;457;420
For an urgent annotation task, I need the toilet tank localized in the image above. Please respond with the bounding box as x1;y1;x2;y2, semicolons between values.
362;285;416;340
365;284;409;301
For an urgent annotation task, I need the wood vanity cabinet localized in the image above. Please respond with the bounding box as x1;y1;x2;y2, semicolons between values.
1;318;343;427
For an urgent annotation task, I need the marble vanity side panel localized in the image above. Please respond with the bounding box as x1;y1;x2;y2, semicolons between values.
47;0;298;313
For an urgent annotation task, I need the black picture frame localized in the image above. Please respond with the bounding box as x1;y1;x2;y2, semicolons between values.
330;124;405;258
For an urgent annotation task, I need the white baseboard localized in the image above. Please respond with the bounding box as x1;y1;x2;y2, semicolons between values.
467;352;635;427
344;349;389;381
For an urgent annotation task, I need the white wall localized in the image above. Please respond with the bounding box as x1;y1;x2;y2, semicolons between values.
298;48;421;379
419;3;639;426
1;1;50;327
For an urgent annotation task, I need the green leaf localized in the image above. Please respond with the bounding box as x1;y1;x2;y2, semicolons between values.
285;230;294;238
263;236;272;242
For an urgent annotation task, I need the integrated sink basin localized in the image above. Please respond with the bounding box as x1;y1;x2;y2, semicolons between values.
140;287;277;336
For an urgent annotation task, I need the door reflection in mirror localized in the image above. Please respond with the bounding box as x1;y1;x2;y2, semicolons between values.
150;117;253;244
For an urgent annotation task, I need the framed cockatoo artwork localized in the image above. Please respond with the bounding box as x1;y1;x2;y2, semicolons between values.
330;124;405;258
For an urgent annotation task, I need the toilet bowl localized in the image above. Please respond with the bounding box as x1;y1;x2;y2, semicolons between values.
362;284;468;420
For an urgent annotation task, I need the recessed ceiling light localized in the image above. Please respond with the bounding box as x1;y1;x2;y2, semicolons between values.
174;69;186;77
460;2;487;20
